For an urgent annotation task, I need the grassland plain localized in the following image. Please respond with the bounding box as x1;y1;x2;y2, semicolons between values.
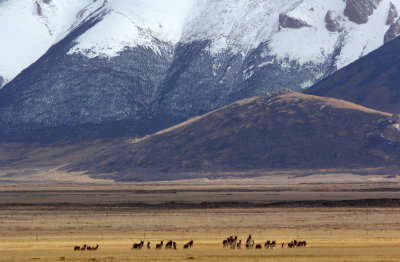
0;180;399;261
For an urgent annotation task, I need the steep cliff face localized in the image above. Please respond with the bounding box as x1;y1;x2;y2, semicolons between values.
1;0;400;142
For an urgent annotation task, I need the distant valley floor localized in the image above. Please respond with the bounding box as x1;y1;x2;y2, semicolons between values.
0;178;399;207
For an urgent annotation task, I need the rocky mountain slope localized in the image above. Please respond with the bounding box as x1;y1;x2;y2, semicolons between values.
1;0;400;142
65;91;400;181
306;33;400;114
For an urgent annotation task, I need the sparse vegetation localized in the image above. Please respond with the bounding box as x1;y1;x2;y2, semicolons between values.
0;182;399;261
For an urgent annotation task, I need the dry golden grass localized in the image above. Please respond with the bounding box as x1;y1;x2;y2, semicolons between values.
0;182;399;261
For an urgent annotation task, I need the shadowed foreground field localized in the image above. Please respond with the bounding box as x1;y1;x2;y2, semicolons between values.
0;182;399;261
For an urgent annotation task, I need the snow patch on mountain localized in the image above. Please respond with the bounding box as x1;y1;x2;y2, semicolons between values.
181;0;303;55
269;0;400;69
68;0;197;58
337;0;396;68
0;0;100;87
2;0;400;89
269;0;345;66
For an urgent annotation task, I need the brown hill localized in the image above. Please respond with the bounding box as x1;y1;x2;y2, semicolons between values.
305;36;400;114
65;91;400;181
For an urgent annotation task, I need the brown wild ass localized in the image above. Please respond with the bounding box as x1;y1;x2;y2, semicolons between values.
184;240;194;249
87;244;99;251
156;241;164;250
132;241;144;250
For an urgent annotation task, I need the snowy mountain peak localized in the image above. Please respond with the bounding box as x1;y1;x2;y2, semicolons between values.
67;0;197;58
2;0;400;88
0;0;101;86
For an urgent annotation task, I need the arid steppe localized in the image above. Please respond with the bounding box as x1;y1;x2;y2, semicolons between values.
0;177;400;261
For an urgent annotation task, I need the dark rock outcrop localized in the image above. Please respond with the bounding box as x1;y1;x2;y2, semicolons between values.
279;13;311;29
325;10;344;32
386;2;398;25
344;0;381;24
384;17;400;43
35;1;43;17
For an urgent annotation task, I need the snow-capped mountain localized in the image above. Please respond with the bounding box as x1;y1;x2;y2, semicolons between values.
0;0;399;141
0;0;105;87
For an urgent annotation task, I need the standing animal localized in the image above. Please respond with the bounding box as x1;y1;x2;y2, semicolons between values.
281;242;284;248
87;244;99;251
223;236;232;248
246;235;254;248
265;240;271;248
230;236;238;249
223;239;229;248
73;244;87;251
298;240;307;247
184;240;194;249
156;241;164;250
165;240;176;249
132;241;144;250
237;239;242;249
165;240;172;249
147;242;151;250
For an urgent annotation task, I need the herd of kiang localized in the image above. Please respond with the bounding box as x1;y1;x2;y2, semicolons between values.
131;240;194;250
73;244;99;251
73;240;194;251
223;235;307;249
73;236;306;251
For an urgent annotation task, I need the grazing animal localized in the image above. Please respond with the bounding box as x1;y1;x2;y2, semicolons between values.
184;240;194;249
73;246;80;251
80;244;87;251
156;241;164;250
237;239;242;249
255;244;262;249
87;244;99;251
147;242;151;250
132;241;144;250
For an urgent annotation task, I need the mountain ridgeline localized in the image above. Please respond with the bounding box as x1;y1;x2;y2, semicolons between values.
306;32;400;114
1;0;400;142
65;92;400;181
